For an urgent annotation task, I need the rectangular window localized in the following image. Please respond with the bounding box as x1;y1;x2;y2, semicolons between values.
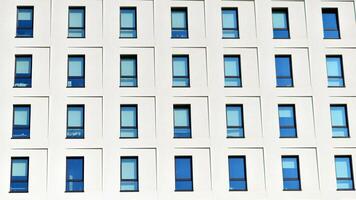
282;156;301;191
14;55;32;88
228;156;247;191
275;55;293;87
16;7;33;37
10;157;29;193
120;105;138;138
171;8;188;38
322;8;340;39
278;105;297;138
67;105;84;139
67;55;85;88
172;55;190;87
335;156;354;190
120;157;139;192
326;56;344;87
12;105;31;139
120;7;137;38
120;55;137;87
224;55;241;87
226;105;244;138
272;8;290;39
173;105;191;138
68;7;85;38
222;8;239;39
175;156;193;191
66;157;84;192
330;105;349;138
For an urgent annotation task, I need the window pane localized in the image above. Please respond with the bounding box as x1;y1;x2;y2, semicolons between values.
275;57;291;76
327;57;342;77
121;9;135;28
14;106;30;126
222;9;237;29
279;106;295;126
174;107;190;127
273;12;287;29
224;56;240;76
331;106;347;127
121;158;137;179
172;10;187;28
121;58;136;76
69;9;84;28
18;9;32;21
229;157;245;179
323;13;338;29
175;157;193;191
16;57;31;74
335;157;352;178
226;106;242;127
173;56;188;76
121;106;136;127
12;159;28;177
282;157;300;190
68;107;83;127
68;57;84;77
67;158;83;180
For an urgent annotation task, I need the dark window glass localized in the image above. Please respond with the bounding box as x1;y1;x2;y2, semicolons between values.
67;105;84;139
120;7;137;38
10;157;29;193
224;55;241;87
272;8;290;39
226;105;244;138
322;8;340;39
16;7;33;37
278;105;297;138
335;156;354;190
120;55;137;87
282;156;301;191
326;56;344;87
14;55;32;88
172;55;190;87
222;8;239;39
228;156;247;191
12;105;31;139
171;8;188;38
67;55;85;88
120;105;138;138
175;156;193;191
120;157;139;191
66;157;84;192
68;7;85;38
275;56;293;87
330;105;349;138
173;105;191;138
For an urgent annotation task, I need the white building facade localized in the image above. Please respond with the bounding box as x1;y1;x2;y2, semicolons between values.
0;0;356;199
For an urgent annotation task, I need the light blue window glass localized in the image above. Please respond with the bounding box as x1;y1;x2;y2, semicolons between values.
226;105;244;138
120;105;138;138
330;105;349;138
272;9;290;39
68;7;85;38
16;7;33;37
275;56;293;87
174;105;191;138
14;56;32;88
224;56;241;87
282;156;301;191
222;8;239;38
335;156;354;190
326;56;344;87
228;156;247;191
322;9;340;39
10;157;29;193
175;157;193;191
66;157;84;192
120;157;139;191
278;105;297;138
120;8;137;38
120;55;137;87
68;56;85;88
172;55;190;87
171;8;188;38
13;105;30;139
67;105;84;138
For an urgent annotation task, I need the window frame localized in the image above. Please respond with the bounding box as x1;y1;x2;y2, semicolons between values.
335;155;355;191
67;55;85;88
120;105;138;139
224;55;242;88
173;105;192;139
66;105;85;139
281;155;301;191
275;55;294;88
10;157;29;193
322;8;340;39
228;156;248;191
175;156;194;192
326;55;345;88
120;7;137;39
16;6;34;38
330;104;350;138
120;55;138;87
65;157;84;192
14;55;32;88
171;7;189;39
12;105;31;139
278;104;298;138
221;7;239;39
120;156;139;192
172;55;190;88
272;8;290;39
68;7;86;38
226;104;245;138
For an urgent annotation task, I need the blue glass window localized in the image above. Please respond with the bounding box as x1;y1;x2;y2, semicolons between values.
282;156;301;191
272;9;290;39
335;156;354;190
222;8;239;39
171;8;188;38
226;105;244;138
326;56;344;87
66;157;84;192
228;156;247;191
330;105;349;138
120;157;139;192
10;157;29;193
172;55;190;87
224;56;241;87
16;7;33;37
68;7;85;38
174;105;191;138
120;105;138;138
278;105;297;138
175;156;193;191
322;9;340;39
67;105;84;139
12;105;30;139
120;8;137;38
14;55;32;88
275;55;293;87
120;55;137;87
67;56;85;88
